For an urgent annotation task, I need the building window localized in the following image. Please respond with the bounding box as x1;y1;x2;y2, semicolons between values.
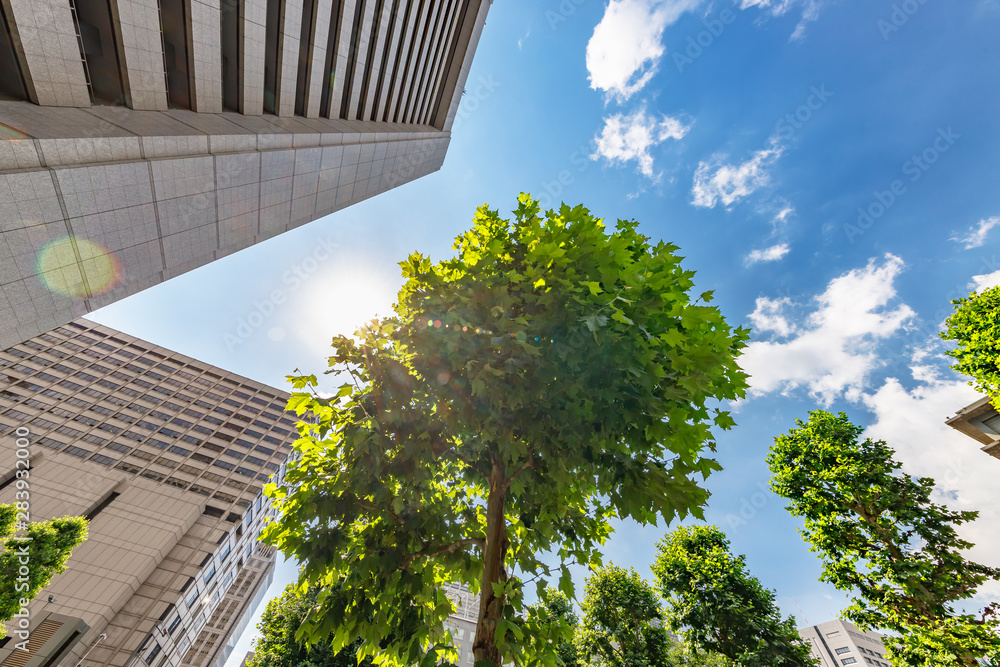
168;615;182;635
841;659;857;665
836;648;851;655
204;562;216;584
144;642;161;665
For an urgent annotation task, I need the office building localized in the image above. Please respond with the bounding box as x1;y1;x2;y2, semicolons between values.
0;317;296;667
945;396;1000;461
442;584;479;666
0;0;492;349
799;619;893;667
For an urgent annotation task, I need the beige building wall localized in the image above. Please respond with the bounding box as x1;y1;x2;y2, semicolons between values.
1;0;91;107
112;0;170;111
945;396;1000;460
0;318;294;667
191;0;224;113
0;0;491;350
240;0;269;115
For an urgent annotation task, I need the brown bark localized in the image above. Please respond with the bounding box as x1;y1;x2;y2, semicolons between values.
473;459;508;667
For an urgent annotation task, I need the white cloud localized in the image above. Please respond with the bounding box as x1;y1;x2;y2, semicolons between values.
691;140;784;208
748;296;797;337
739;0;824;40
585;0;701;101
740;257;1000;605
592;109;690;177
745;243;791;266
740;254;915;405
953;216;1000;249
860;363;1000;604
970;269;1000;292
517;26;531;50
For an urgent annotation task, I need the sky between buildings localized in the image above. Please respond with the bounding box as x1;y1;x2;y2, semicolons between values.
89;0;1000;661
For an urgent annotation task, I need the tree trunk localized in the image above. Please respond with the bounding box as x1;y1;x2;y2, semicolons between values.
473;460;508;667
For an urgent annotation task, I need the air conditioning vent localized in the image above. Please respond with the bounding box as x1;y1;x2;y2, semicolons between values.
0;620;61;667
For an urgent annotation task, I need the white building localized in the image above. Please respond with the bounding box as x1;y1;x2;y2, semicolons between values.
798;619;893;667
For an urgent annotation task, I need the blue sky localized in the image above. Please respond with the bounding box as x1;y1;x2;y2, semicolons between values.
90;0;1000;658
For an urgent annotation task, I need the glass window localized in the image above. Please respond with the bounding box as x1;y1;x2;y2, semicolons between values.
203;562;216;584
841;660;856;665
835;648;851;655
144;642;161;665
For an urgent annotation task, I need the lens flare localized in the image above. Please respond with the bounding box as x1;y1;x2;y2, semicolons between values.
37;237;121;298
0;122;28;140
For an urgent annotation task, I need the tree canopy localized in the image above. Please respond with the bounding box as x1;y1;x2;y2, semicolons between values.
247;583;372;667
942;285;1000;408
0;504;87;639
575;564;674;667
527;589;579;667
261;195;749;667
652;525;814;667
769;410;1000;666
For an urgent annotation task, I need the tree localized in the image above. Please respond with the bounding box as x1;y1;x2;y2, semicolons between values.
527;589;579;667
652;526;814;667
663;640;732;667
942;285;1000;408
261;195;750;667
575;564;674;667
0;504;87;638
769;410;1000;666
248;583;372;667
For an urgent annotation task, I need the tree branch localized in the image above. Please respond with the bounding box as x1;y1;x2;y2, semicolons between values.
400;538;485;569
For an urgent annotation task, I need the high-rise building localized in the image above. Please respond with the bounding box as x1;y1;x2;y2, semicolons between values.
442;584;479;666
798;619;893;667
0;0;492;349
946;396;1000;461
0;317;298;667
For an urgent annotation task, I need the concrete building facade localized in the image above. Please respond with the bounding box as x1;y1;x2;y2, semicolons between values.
946;396;1000;461
798;619;893;667
0;0;491;349
0;317;297;667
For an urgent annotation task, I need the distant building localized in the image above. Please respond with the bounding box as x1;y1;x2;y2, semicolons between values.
798;619;893;667
945;396;1000;461
443;584;479;666
0;318;294;667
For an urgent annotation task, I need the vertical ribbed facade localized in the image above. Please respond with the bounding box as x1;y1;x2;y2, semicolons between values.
0;0;491;350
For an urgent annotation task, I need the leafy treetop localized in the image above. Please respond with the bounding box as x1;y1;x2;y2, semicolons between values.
942;286;1000;409
575;564;674;667
248;583;373;667
262;195;749;667
652;525;814;667
0;504;88;639
769;410;1000;667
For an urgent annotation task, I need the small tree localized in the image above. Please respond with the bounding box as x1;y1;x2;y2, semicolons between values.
652;525;813;667
769;410;1000;666
262;195;749;667
248;583;371;667
527;589;579;667
663;641;732;667
576;565;674;667
0;504;87;638
942;286;1000;408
